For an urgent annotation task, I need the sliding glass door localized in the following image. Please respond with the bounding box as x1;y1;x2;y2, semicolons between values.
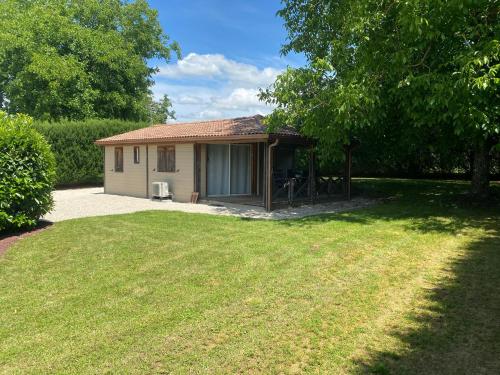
207;144;229;196
230;144;250;195
207;144;251;196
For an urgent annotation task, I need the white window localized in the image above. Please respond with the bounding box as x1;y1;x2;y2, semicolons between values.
133;146;140;164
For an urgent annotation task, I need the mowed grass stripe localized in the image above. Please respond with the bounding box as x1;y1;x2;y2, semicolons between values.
0;179;498;374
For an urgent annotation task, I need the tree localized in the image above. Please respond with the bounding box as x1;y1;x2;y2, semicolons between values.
0;0;180;122
149;94;176;124
261;0;499;197
0;111;56;232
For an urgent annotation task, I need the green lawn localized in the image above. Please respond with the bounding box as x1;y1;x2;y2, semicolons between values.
1;179;499;374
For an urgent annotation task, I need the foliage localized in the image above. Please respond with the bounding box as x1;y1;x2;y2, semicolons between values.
35;119;145;185
1;179;499;372
148;94;176;124
350;117;477;177
261;0;500;194
0;0;180;121
0;111;55;232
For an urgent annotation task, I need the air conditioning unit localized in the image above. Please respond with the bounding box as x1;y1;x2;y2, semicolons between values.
152;182;172;200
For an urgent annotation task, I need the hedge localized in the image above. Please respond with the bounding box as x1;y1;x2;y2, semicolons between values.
0;112;56;232
34;119;146;186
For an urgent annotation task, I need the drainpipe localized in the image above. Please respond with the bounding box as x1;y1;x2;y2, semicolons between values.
146;144;149;198
103;146;106;194
266;138;279;212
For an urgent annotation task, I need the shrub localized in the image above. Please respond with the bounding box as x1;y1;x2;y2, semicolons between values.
34;119;145;186
0;112;56;232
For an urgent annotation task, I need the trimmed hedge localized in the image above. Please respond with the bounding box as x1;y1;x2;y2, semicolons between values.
34;119;146;186
0;112;56;232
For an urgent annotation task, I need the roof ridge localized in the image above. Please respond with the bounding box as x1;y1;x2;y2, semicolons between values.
151;114;263;127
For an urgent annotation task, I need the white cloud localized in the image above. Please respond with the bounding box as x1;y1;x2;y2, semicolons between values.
214;88;262;110
176;95;209;105
153;53;283;122
157;53;282;88
199;109;223;119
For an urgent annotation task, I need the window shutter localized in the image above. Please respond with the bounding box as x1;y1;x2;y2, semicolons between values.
114;147;123;172
157;146;175;172
167;146;175;172
157;147;165;172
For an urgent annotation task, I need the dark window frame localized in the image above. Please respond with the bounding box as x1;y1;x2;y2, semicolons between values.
133;146;140;164
157;145;175;172
114;147;123;172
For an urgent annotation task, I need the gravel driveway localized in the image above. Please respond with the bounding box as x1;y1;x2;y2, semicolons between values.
44;187;377;222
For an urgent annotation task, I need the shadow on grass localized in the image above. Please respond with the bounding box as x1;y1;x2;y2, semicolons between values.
276;178;499;234
0;220;53;241
273;179;500;373
355;217;500;375
280;179;500;374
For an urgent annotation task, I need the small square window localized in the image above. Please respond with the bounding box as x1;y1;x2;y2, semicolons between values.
133;146;140;164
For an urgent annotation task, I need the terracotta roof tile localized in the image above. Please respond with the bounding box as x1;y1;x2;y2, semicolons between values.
95;115;303;145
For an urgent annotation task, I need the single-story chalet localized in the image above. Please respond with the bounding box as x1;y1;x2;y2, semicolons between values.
95;115;317;211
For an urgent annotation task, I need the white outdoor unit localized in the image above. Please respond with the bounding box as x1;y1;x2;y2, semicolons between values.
152;182;172;200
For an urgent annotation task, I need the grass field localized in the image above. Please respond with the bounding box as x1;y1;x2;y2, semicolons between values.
1;179;499;374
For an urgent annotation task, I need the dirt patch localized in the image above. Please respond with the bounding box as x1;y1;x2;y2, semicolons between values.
0;221;52;256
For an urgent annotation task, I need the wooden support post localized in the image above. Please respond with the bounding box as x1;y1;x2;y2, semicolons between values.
308;146;316;203
262;144;267;208
266;139;279;212
344;145;352;201
193;143;201;193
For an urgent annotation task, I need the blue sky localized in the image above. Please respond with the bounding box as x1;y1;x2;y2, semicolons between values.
147;0;304;122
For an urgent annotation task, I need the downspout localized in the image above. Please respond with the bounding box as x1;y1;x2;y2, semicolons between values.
103;146;106;193
266;138;279;212
146;144;149;198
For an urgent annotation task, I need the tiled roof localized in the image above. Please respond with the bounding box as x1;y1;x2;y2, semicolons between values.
95;115;303;145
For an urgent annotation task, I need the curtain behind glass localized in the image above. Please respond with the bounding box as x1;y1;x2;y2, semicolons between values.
207;144;229;196
230;144;250;195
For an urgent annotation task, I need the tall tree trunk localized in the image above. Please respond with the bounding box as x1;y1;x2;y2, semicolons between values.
471;139;491;198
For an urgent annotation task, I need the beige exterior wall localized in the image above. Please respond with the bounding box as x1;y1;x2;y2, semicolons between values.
104;145;147;198
104;143;195;202
148;143;194;202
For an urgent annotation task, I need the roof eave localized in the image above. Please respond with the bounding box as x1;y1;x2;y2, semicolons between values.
94;133;273;146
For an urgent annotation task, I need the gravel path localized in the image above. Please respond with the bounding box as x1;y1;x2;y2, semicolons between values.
44;187;377;222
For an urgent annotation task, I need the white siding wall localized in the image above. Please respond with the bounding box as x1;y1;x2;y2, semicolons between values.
104;145;147;197
148;143;194;202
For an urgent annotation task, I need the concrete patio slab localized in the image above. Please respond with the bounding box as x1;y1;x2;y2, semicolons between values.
44;187;377;222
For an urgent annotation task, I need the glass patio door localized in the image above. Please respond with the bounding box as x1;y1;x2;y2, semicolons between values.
207;144;251;196
230;144;250;195
207;144;230;196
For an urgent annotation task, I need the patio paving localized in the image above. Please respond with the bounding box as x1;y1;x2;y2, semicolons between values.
44;187;378;222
